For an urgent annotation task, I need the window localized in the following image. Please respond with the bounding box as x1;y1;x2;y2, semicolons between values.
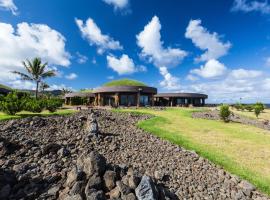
120;95;135;106
140;95;149;106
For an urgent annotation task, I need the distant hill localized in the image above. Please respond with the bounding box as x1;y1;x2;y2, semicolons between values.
0;84;13;91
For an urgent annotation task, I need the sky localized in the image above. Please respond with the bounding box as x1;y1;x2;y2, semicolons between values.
0;0;270;103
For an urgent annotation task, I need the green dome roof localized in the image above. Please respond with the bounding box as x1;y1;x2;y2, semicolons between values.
103;79;147;87
0;84;13;90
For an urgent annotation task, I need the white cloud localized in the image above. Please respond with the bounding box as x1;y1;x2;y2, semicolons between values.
159;67;181;90
107;54;145;75
0;21;71;86
0;0;18;15
102;0;129;10
137;16;187;68
76;52;88;64
229;68;262;79
9;80;35;90
190;59;227;78
186;74;198;81
185;19;231;62
136;16;186;90
49;84;73;91
65;73;78;80
75;18;123;54
184;67;268;103
231;0;270;14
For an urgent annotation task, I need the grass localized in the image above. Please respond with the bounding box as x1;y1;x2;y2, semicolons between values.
231;107;270;121
115;108;270;196
0;109;76;121
103;78;146;87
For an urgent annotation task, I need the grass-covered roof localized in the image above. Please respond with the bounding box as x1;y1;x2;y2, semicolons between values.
103;79;147;87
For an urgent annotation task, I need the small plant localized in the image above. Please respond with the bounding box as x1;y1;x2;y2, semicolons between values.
219;104;231;122
254;105;262;118
0;92;25;115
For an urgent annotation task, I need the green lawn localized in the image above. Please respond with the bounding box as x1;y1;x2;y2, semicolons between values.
115;108;270;196
0;109;76;121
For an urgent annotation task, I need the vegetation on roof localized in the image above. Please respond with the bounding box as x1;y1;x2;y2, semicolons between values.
80;89;93;93
103;79;146;87
0;84;13;91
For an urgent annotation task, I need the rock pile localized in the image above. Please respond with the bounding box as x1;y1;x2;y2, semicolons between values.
0;109;269;199
59;150;175;200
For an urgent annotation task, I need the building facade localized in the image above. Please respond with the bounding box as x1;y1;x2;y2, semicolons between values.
154;93;207;107
93;86;157;107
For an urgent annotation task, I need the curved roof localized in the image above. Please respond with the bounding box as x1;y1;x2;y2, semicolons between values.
103;79;147;87
65;92;95;98
155;93;208;98
93;85;157;94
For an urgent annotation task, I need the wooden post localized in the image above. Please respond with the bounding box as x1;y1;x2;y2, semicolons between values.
115;93;119;107
137;92;140;107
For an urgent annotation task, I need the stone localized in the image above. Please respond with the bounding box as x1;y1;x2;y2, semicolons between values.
77;151;106;177
110;186;121;199
57;147;70;157
65;194;83;200
135;176;158;200
123;193;137;200
116;181;132;196
85;173;102;190
66;167;84;187
0;184;11;199
47;184;61;196
238;180;255;197
103;170;116;190
42;143;61;155
85;188;106;200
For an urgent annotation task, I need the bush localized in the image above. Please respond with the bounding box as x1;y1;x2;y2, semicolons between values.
0;92;25;115
24;99;46;113
219;104;231;122
245;105;254;112
46;99;62;113
234;102;242;111
254;105;262;118
254;102;265;112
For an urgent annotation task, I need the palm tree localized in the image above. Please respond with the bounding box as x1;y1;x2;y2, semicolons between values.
12;58;56;99
40;82;50;93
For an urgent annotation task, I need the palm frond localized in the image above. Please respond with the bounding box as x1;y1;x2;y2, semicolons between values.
12;71;33;81
41;70;56;78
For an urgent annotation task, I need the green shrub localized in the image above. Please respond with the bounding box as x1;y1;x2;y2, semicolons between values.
234;102;242;111
245;105;254;112
0;92;25;115
254;102;265;112
254;105;262;118
46;99;62;113
24;99;46;113
219;104;231;122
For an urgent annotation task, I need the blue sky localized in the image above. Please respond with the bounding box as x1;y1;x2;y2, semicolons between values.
0;0;270;103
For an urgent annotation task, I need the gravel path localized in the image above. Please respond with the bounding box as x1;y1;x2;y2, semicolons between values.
0;109;269;199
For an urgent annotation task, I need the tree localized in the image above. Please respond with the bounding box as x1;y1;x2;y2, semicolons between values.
254;105;262;118
12;57;56;99
61;88;72;95
219;104;231;122
40;82;50;93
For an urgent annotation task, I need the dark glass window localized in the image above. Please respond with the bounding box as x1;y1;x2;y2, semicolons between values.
140;95;149;106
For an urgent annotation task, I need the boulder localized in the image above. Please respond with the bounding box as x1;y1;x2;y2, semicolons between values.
77;151;106;177
135;176;158;200
103;170;116;190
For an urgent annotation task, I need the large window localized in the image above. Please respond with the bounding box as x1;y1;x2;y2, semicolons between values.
120;95;136;106
140;95;149;106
